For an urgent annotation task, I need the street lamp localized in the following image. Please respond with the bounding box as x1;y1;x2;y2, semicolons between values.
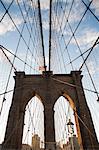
67;119;74;150
67;119;74;136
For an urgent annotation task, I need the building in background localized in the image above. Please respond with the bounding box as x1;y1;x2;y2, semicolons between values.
63;135;80;150
32;134;40;150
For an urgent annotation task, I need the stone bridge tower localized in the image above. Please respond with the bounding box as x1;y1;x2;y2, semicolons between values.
2;71;99;150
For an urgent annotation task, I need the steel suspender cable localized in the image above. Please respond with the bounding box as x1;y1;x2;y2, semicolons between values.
65;41;99;66
38;0;46;71
63;0;93;53
79;36;99;70
0;47;17;71
49;0;52;71
0;46;40;72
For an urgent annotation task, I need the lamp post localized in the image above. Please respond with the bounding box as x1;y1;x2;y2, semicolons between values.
67;119;74;136
67;119;74;150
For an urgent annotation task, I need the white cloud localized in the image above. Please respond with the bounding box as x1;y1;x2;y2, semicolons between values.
0;14;23;35
3;0;22;4
42;21;49;30
51;37;57;50
3;0;12;3
40;0;50;10
85;60;99;76
0;47;12;63
26;0;50;10
91;0;99;16
71;27;99;48
68;0;85;24
87;60;96;75
43;0;85;32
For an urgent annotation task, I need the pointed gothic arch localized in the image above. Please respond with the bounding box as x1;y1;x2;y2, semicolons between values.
53;94;82;149
22;96;44;148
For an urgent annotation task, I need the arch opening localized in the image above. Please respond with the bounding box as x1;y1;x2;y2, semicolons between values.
54;96;80;149
22;96;44;149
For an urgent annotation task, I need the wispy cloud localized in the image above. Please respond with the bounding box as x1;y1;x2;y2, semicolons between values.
71;27;99;49
44;0;85;32
22;0;50;10
42;20;49;30
91;0;99;16
0;47;12;63
85;60;99;76
0;14;23;35
40;0;50;10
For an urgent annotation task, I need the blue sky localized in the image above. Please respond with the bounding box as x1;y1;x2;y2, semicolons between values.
0;0;99;148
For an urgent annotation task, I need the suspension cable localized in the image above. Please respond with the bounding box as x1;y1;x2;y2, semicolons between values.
79;36;99;70
49;0;52;71
38;0;46;71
